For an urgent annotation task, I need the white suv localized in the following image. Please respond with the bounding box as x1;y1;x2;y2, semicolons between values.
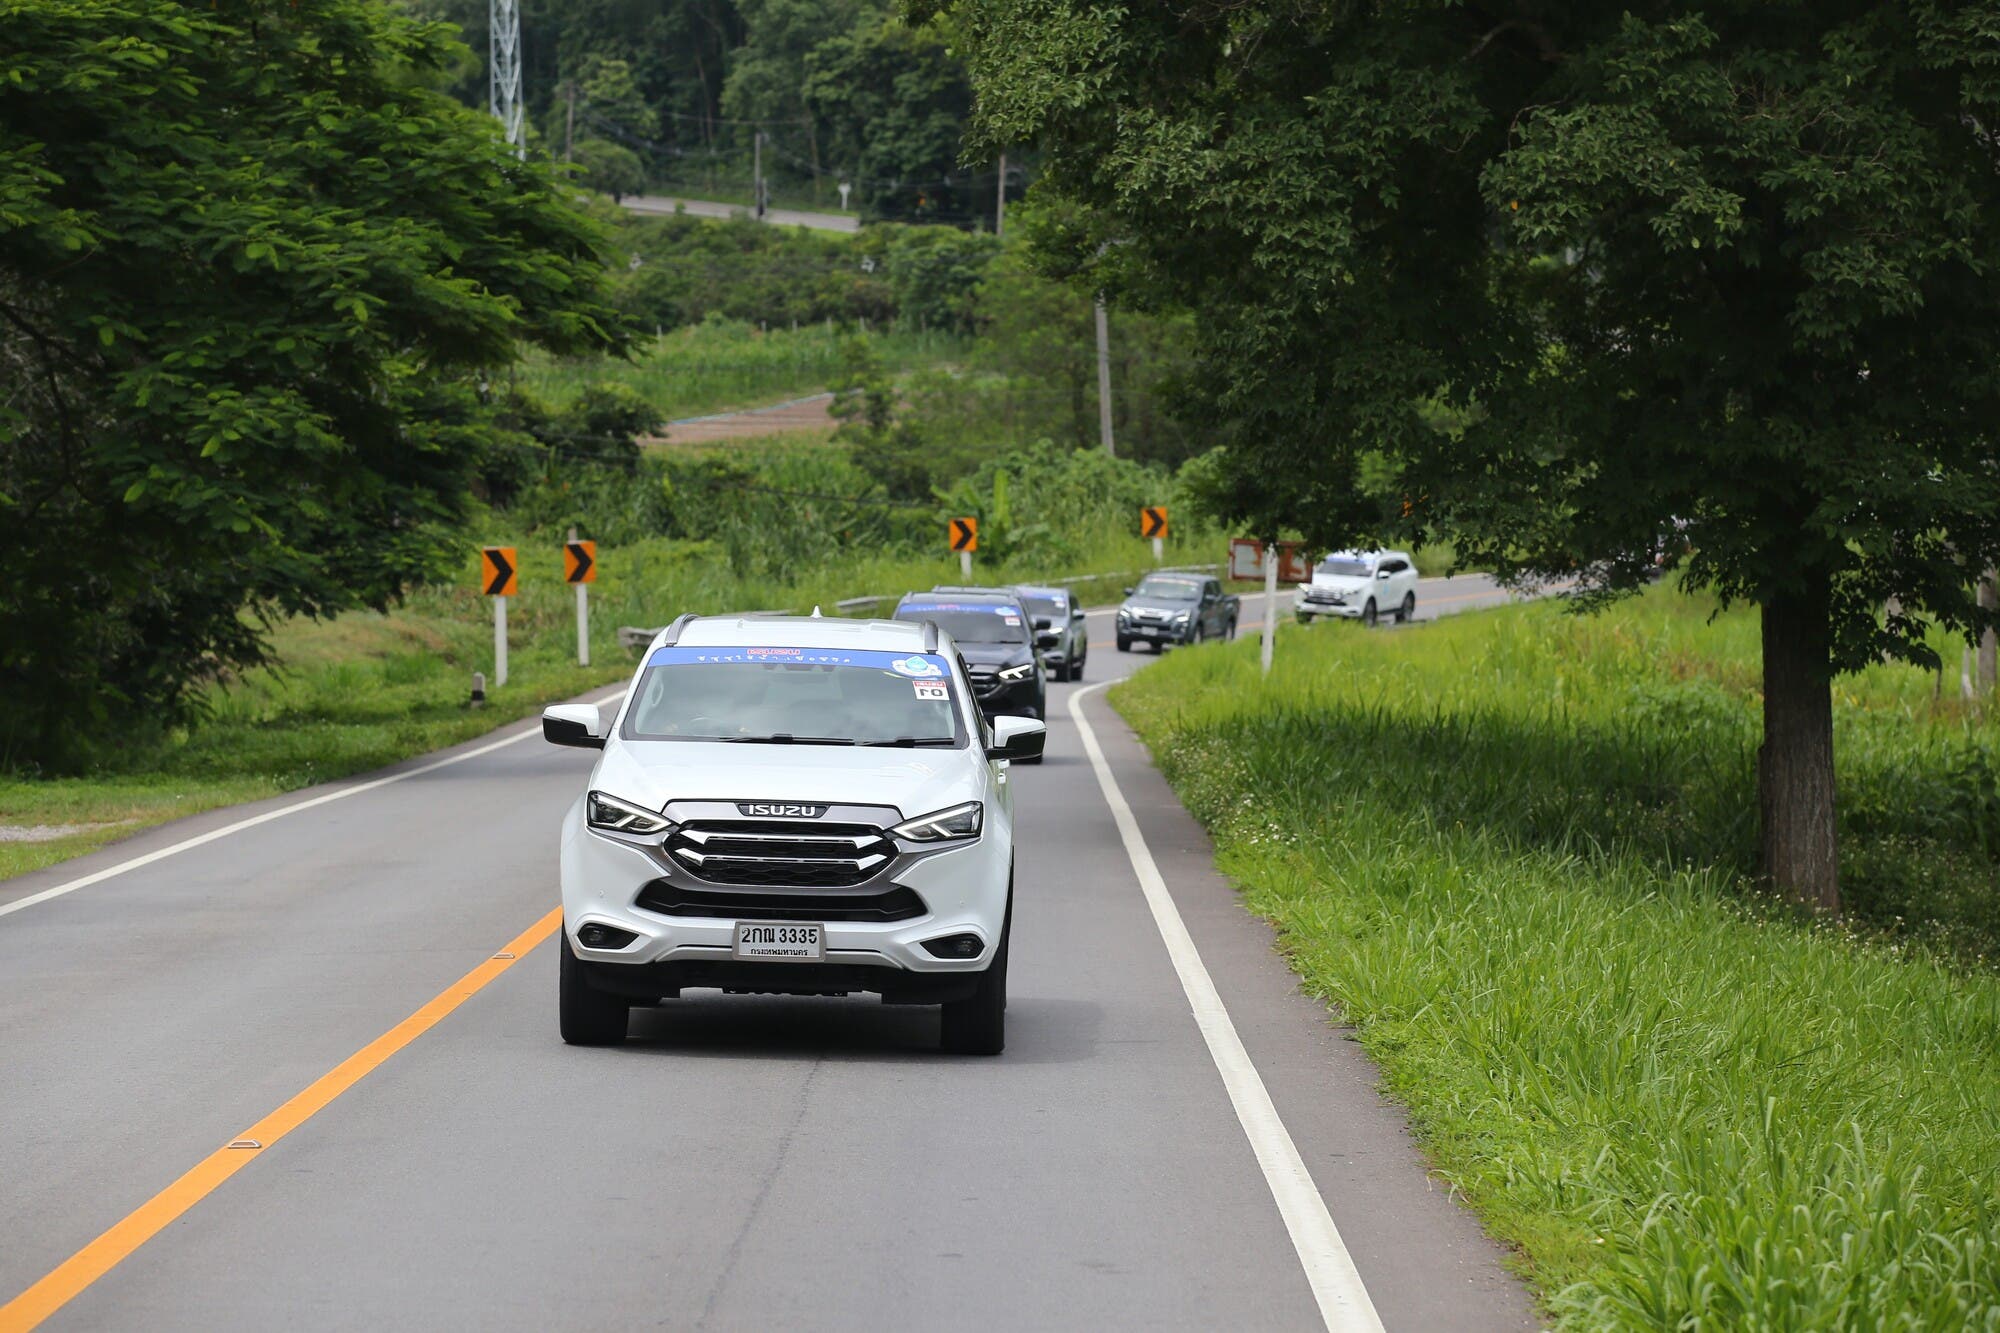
1293;549;1420;626
541;613;1044;1054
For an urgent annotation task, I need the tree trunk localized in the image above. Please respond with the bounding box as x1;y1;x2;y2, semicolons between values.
1759;577;1840;912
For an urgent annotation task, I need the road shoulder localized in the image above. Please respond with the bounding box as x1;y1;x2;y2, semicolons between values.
1079;686;1542;1331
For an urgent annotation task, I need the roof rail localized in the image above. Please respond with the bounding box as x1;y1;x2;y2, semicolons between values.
921;619;939;653
660;612;697;647
927;585;1006;596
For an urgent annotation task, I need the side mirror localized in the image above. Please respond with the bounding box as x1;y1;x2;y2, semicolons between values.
1376;569;1393;580
543;703;607;749
1035;630;1060;649
1033;616;1053;630
987;715;1047;762
1122;586;1134;596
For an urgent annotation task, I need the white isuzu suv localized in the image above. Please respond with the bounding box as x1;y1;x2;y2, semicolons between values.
541;612;1045;1054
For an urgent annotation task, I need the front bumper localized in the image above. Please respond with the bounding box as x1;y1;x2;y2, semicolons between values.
559;801;1011;990
1118;617;1192;643
1294;595;1365;619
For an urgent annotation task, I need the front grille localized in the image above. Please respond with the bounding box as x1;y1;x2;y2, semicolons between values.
666;820;894;888
1305;590;1343;604
635;881;926;922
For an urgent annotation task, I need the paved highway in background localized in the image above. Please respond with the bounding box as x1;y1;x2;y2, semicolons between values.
622;194;861;233
0;571;1534;1331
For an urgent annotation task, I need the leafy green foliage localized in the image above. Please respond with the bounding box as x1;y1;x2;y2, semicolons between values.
948;0;2000;903
1114;594;2000;1325
0;0;624;768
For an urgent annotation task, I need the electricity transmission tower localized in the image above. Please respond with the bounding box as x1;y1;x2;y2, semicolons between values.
489;0;524;156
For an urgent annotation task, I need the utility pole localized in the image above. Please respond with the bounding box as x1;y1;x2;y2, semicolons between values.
753;131;767;220
563;81;577;162
1095;296;1115;456
489;0;524;156
995;152;1007;237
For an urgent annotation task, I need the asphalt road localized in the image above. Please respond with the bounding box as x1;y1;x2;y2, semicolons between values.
0;572;1537;1332
622;194;862;234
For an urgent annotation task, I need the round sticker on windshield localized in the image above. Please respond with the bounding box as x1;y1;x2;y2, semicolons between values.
890;655;944;678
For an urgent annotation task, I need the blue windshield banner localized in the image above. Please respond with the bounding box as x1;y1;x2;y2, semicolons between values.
644;646;952;678
898;601;1020;616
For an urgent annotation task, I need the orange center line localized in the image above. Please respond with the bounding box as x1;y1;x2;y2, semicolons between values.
0;908;563;1332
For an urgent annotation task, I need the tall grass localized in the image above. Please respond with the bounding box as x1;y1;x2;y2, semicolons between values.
517;321;965;423
1111;589;2000;1327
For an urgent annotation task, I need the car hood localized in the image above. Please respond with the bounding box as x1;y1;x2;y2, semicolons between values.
1121;595;1199;614
591;739;983;820
956;641;1036;668
1305;576;1374;597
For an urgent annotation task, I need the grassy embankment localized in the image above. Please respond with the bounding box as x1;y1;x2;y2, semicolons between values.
1111;588;1999;1327
516;322;965;425
0;528;1187;882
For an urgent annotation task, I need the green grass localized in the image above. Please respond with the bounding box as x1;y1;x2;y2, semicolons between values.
0;528;1192;882
518;322;965;423
1110;589;2000;1328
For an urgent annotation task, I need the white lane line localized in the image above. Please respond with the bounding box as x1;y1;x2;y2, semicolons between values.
1068;682;1385;1333
0;685;626;922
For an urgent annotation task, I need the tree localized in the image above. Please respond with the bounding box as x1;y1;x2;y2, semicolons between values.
0;0;625;767
945;1;2000;910
572;137;648;200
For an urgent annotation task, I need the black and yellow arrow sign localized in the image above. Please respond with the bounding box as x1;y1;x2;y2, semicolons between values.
949;517;979;553
564;540;597;585
1141;505;1168;539
481;546;517;597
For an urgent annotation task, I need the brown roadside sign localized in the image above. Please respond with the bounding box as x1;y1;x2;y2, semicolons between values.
564;540;597;584
949;517;979;552
1141;505;1168;539
481;546;518;597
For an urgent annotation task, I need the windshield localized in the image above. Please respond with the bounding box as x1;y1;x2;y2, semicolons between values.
1133;576;1202;601
1017;592;1066;620
1317;557;1374;578
621;647;965;746
895;600;1029;644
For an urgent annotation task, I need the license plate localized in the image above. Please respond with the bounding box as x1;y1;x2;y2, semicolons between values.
1134;626;1159;636
733;921;824;962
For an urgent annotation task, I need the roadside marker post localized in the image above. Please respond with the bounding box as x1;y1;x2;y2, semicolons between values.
564;533;597;667
481;546;517;688
1141;506;1168;563
1231;537;1308;678
1262;550;1278;676
950;517;978;579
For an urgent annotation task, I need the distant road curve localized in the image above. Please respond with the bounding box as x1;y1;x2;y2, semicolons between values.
621;194;861;234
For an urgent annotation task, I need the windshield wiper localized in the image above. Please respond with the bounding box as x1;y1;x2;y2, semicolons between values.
723;734;857;746
862;736;956;747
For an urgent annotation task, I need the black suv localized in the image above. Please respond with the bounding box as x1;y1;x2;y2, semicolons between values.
1116;572;1239;651
893;588;1049;736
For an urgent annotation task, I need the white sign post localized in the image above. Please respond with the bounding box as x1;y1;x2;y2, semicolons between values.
494;596;509;688
575;583;590;667
960;549;973;580
1152;536;1164;564
1261;549;1278;676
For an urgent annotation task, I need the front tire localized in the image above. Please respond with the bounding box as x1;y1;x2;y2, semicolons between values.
559;929;630;1046
941;906;1008;1055
1116;636;1132;653
1396;592;1415;624
1361;599;1378;628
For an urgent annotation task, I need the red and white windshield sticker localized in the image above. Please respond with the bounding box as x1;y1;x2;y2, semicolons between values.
913;679;949;701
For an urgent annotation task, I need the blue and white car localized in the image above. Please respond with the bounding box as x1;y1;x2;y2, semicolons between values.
541;613;1044;1054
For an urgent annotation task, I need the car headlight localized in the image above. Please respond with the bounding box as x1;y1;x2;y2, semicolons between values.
996;662;1035;682
1172;611;1191;623
587;791;673;836
1116;608;1132;622
891;801;983;843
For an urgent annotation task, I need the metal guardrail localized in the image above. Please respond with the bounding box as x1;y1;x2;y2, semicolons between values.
614;564;1227;654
